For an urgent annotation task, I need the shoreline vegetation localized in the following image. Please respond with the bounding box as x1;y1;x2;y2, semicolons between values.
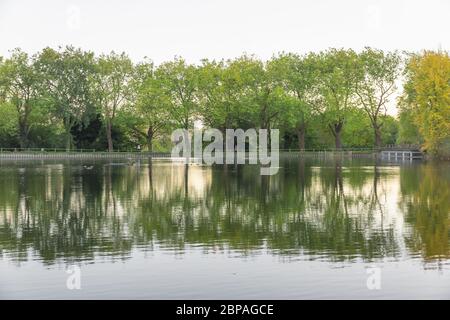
0;47;448;158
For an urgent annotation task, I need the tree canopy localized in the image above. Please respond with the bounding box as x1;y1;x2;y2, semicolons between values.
400;51;450;156
0;46;447;155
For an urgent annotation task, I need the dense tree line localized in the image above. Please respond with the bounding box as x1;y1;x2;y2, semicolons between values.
0;47;447;153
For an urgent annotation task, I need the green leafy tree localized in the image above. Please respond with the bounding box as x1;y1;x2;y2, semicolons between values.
312;49;360;149
341;108;374;148
397;105;422;145
380;115;399;146
126;60;171;151
36;46;96;150
92;52;134;151
0;49;41;148
197;59;244;132
0;101;19;147
269;53;317;150
228;55;282;131
356;48;401;148
156;58;198;130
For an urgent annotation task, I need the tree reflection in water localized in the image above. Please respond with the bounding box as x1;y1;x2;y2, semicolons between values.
0;159;448;266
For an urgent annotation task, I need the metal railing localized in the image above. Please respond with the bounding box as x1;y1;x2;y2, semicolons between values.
382;144;421;151
0;147;382;154
0;147;424;161
279;147;377;152
0;147;97;153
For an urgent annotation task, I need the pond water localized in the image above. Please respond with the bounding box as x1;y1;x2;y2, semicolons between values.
0;158;449;299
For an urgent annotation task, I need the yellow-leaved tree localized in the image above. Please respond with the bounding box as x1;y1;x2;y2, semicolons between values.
401;51;450;155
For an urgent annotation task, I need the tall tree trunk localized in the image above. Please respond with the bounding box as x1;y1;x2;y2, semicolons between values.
18;119;29;149
260;105;269;130
260;111;271;147
329;122;343;150
106;120;113;152
64;118;73;151
66;131;72;151
296;122;306;150
374;125;382;149
17;103;30;149
335;130;342;149
147;127;154;152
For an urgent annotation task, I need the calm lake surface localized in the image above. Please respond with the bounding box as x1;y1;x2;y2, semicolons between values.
0;158;449;299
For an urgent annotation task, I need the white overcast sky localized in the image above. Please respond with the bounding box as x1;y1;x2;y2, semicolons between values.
0;0;448;63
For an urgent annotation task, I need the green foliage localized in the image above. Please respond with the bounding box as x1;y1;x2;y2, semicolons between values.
380;115;399;146
2;46;445;153
341;108;374;148
0;102;19;147
197;59;241;129
355;48;402;147
92;51;134;151
269;53;317;149
36;46;97;149
226;55;283;129
156;57;199;130
309;49;360;148
397;107;422;145
0;48;41;147
127;60;172;151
